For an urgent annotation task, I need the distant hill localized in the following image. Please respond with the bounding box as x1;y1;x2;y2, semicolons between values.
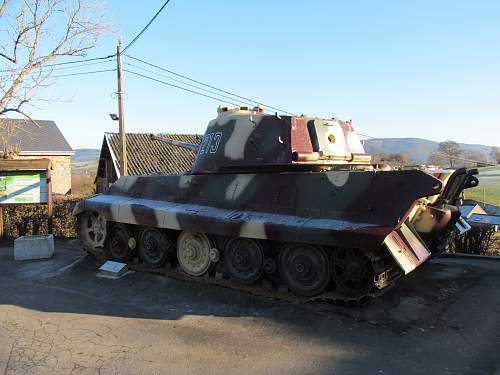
71;148;100;164
71;148;100;175
363;138;494;163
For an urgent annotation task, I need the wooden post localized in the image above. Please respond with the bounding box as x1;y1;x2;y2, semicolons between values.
0;207;4;238
47;168;53;234
116;40;128;176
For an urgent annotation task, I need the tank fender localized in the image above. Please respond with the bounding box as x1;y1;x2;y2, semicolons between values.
384;222;431;274
72;200;86;216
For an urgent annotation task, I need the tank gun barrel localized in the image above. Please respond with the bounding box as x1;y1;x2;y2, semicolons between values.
150;134;199;152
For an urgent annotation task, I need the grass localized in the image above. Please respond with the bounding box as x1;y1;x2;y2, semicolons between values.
464;185;500;206
463;166;500;205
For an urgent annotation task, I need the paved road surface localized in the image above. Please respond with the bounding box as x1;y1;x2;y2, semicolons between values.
0;240;499;375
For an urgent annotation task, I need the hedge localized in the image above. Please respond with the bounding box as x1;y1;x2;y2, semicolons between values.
2;195;84;238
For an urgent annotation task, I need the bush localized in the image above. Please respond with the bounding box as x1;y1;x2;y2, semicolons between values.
446;226;499;256
71;174;95;196
2;195;85;238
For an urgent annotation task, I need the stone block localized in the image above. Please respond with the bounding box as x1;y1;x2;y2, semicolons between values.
14;234;54;260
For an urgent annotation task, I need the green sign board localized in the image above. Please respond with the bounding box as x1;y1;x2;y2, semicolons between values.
0;172;47;204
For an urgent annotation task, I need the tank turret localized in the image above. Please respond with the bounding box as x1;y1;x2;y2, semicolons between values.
191;106;371;174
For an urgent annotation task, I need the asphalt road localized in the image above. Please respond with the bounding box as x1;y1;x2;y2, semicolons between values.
0;240;499;375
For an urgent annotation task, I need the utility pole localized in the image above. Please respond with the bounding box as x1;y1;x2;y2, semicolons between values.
116;39;128;176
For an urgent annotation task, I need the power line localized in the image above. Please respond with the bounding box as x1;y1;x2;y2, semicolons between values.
122;0;173;54
43;55;115;68
48;68;116;78
1;57;115;74
8;59;114;75
429;153;495;166
42;59;115;71
124;61;257;108
124;68;242;107
2;67;115;78
357;132;376;140
126;54;296;115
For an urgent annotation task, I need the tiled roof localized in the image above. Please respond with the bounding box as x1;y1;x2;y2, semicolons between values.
0;119;73;154
105;132;202;176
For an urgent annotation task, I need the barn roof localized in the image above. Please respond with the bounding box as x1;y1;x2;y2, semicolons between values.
104;132;202;177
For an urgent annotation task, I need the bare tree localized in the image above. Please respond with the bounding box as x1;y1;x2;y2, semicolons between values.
428;140;462;167
490;146;500;164
0;0;107;156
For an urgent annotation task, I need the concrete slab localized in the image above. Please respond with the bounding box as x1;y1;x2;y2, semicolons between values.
14;234;54;260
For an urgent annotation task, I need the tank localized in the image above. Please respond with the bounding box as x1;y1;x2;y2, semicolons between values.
73;106;479;300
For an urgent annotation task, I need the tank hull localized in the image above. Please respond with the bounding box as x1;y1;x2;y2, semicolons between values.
74;168;481;300
75;169;441;250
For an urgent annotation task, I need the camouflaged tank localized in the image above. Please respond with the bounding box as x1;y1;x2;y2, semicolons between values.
73;106;479;300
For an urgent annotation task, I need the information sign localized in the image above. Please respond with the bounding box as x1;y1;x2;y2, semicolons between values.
0;172;48;204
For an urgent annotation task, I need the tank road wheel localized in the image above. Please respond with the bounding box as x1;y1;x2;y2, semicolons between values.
280;244;330;297
139;228;174;268
224;238;264;284
177;231;215;276
330;248;374;297
106;224;135;262
78;211;107;249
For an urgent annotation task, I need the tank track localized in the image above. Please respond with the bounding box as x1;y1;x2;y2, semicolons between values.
78;221;402;304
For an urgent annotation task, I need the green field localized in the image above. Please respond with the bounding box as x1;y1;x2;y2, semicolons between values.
463;166;500;205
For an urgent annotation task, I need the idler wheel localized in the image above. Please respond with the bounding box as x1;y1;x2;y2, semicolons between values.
139;228;174;267
224;238;264;284
106;224;135;261
279;244;330;297
78;211;107;249
177;231;215;276
330;247;374;296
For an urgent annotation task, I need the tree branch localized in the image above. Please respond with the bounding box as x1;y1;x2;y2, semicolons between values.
0;0;9;17
0;0;107;138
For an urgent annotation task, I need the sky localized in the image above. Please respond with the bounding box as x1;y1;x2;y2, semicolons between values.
24;0;500;149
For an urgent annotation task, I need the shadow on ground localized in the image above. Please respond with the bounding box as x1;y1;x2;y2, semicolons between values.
0;239;498;374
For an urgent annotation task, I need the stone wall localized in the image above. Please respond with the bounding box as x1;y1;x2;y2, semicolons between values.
16;155;72;195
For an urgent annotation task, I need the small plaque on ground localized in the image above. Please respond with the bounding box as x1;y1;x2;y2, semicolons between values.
98;261;128;278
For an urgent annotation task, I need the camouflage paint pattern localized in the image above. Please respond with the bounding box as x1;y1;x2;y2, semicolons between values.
74;107;478;282
192;107;372;174
74;168;443;251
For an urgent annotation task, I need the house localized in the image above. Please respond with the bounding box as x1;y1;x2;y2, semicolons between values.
95;132;202;193
0;119;74;195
